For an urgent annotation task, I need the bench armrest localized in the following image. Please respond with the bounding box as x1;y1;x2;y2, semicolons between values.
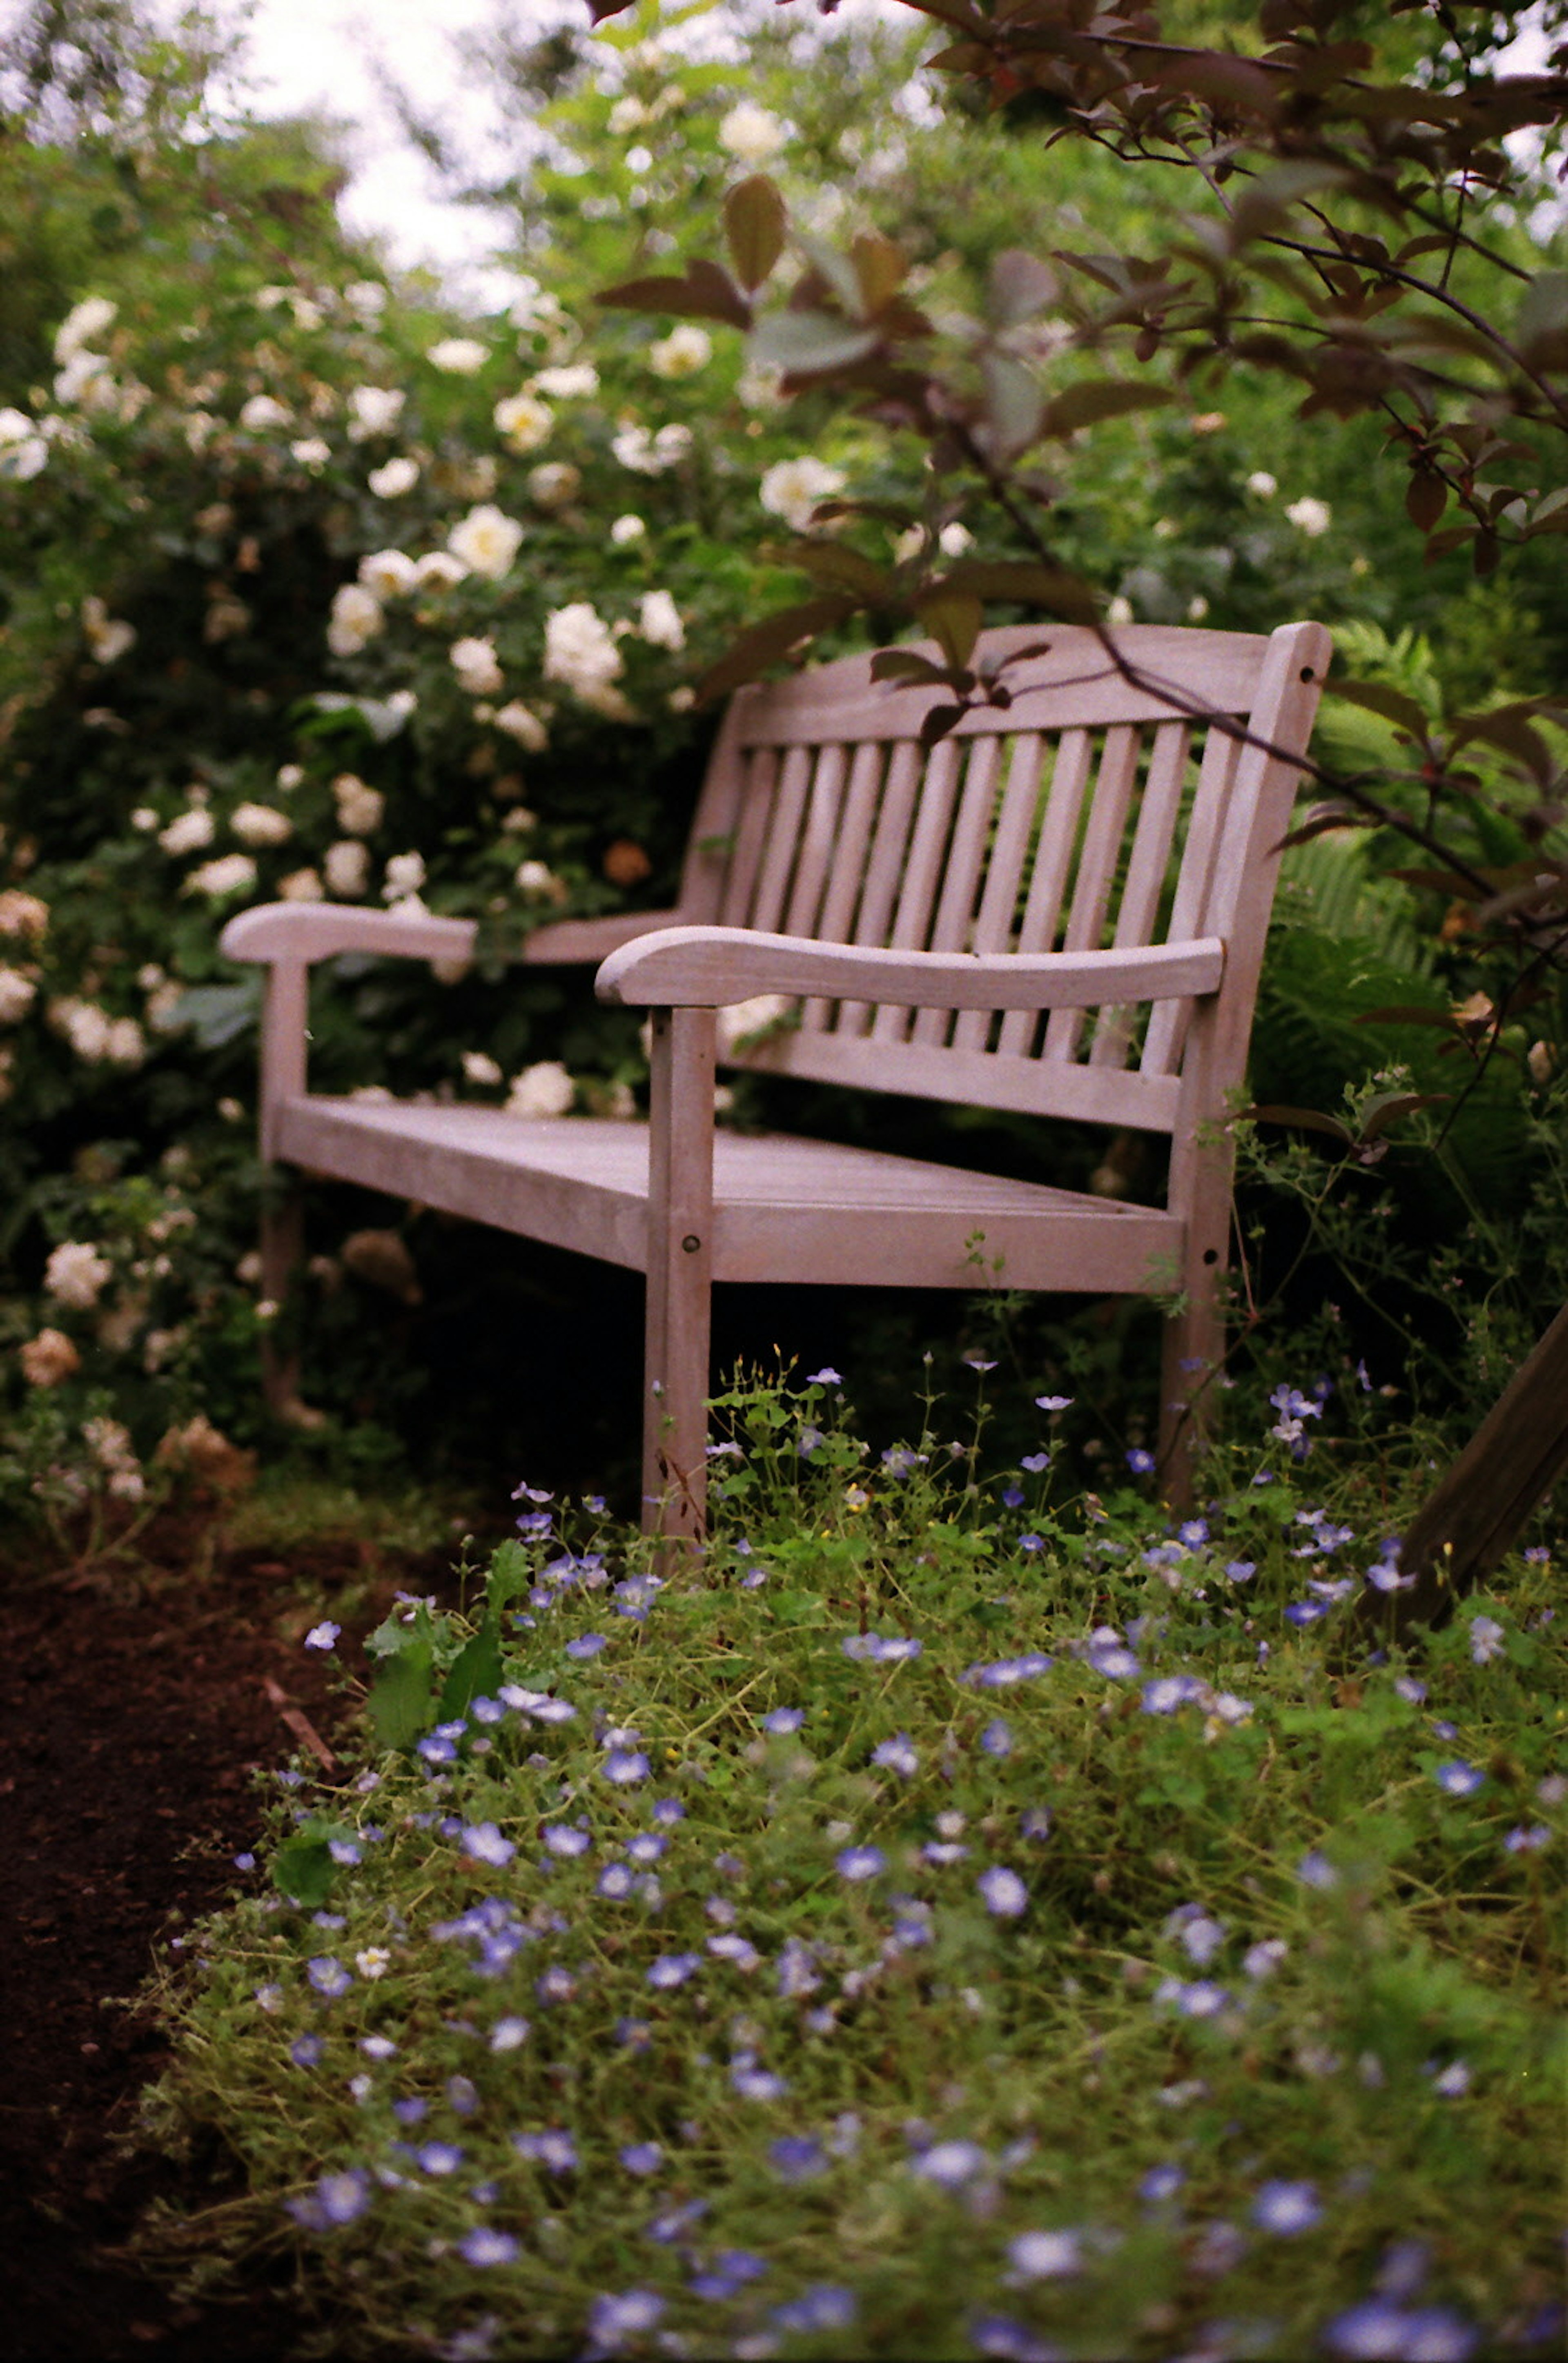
595;925;1226;1012
221;902;685;969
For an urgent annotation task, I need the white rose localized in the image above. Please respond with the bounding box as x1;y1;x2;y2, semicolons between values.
1246;471;1278;498
611;421;692;474
368;455;420;497
276;763;305;791
358;548;419;598
717;993;795;1054
610;513;646;546
508;277;563;333
939;522;973;556
1285;496;1332;536
290;437;331;470
637;589;686;651
527;462;580;510
0;967;37;1023
347;385;406;441
239;394;290;432
426;337;488;374
20;1327;81;1387
608;95;648;135
543;601;623;702
451;636;505;697
382;851;426;902
332;774;385;835
1106;593;1135;626
106;1016;145;1067
493;699;548;751
494;391;554;452
461;1050;503;1086
0;412;48;480
718;102;786;164
344;281;388;318
648;324;712;381
279;867;325;902
54;350;116;409
80;595;135;663
446;503;525;581
231;802;292;847
505;1059;575;1118
531;363;598;399
514;859;566;901
325;840;371;897
759;456;847;532
0;891;49;941
54;296;117;361
413;550;468;590
328;582;384;657
183;853;258;899
158;807;216;856
53;998;112;1058
45;1241;114;1310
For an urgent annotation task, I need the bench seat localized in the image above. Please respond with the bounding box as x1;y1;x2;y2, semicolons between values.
278;1095;1182;1292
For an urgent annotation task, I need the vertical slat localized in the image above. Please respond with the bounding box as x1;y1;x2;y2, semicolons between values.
1041;723;1141;1065
802;739;885;1033
718;746;780;927
1140;721;1241;1076
745;743;814;933
833;737;922;1037
996;728;1094;1058
953;731;1047;1055
871;734;964;1045
643;1004;715;1550
911;735;1004;1046
783;743;846;939
1089;719;1190;1069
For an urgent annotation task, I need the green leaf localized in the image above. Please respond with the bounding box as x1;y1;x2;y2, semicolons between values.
170;979;260;1048
1236;1104;1356;1143
1324;678;1432;738
748;310;879;375
768;1589;828;1626
914;588;984;674
484;1538;533;1614
272;1834;336;1909
724;175;786;293
366;1638;435;1751
439;1622;504;1721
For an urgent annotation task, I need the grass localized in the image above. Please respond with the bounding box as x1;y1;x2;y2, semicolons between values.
137;1370;1565;2361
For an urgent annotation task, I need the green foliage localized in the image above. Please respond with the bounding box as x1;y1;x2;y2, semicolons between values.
140;1372;1565;2359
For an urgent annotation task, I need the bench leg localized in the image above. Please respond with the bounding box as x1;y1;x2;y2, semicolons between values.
1156;1208;1229;1514
642;1007;716;1547
258;1178;326;1431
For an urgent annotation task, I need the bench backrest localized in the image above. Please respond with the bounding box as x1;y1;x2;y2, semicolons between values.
672;620;1329;1139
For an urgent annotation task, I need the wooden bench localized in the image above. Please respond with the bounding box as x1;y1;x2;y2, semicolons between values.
222;619;1330;1535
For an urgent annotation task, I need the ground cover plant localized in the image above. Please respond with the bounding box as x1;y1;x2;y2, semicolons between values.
141;1370;1565;2361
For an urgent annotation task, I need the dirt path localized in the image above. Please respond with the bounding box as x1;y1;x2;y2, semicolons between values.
0;1525;448;2361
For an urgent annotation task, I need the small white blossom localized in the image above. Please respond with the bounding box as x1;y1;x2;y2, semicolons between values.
447;503;525;581
637;589;685;650
20;1327;81;1387
0;967;38;1023
238;393;290;432
358;548;418;598
347;385;405;441
368;456;419;497
46;1241;114;1310
543;601;624;706
462;1050;503;1087
611;421;692;474
279;866;324;901
719;101;787;163
506;1060;575;1118
80;595;135;664
183;853;258;900
54;296;117;361
648;325;712;380
325;840;371;897
532;362;598;399
382;851;426;902
494;391;554;452
327;582;384;656
158;807;216;857
759;456;846;531
333;775;385;835
1247;470;1278;497
426;336;488;374
514;859;566;902
493;699;548;751
451;636;505;697
1285;495;1332;536
413;550;468;591
231;802;292;848
610;513;646;546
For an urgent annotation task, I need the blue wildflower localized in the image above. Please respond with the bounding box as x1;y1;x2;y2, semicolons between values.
603;1749;650;1785
770;2286;855;2334
459;2226;519;2267
566;1633;608;1660
835;1845;886;1881
1251;2178;1322;2234
303;1621;340;1652
981;1719;1013;1758
768;2135;826;2183
762;1707;805;1735
285;2168;370;2230
978;1865;1028;1918
415;2141;465;2176
307;1957;352;1998
872;1733;919;1776
620;2142;662;2174
913;2138;989;2189
584;2290;664;2353
646;1952;701;1989
1434;1761;1484;1796
461;1822;515;1867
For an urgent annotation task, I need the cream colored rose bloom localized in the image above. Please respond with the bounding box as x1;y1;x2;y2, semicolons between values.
358;549;418;598
332;775;385;835
759;456;846;531
45;1241;113;1309
493;699;548;751
427;337;488;374
325;839;371;898
347;386;406;440
231;802;292;847
718;102;787;163
648;324;712;380
21;1327;81;1386
183;853;257;899
494;391;554;453
328;582;384;656
447;504;525;580
451;636;505;697
637;589;685;650
368;456;419;498
505;1059;575;1118
0;966;37;1023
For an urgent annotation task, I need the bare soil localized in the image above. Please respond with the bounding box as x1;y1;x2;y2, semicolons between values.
0;1511;464;2362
